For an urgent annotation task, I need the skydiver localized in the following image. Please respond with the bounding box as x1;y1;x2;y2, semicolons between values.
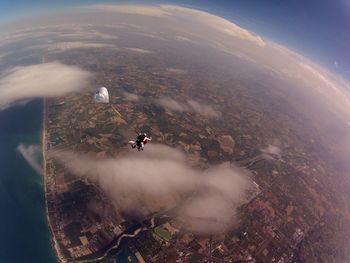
131;132;152;151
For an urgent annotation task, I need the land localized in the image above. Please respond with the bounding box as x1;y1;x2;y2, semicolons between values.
43;46;350;263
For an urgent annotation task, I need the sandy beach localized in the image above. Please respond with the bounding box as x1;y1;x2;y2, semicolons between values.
42;98;66;263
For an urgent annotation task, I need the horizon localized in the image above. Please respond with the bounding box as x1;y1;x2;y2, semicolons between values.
0;1;349;81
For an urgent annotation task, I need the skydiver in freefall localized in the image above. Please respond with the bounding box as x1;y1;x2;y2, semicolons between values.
132;132;152;151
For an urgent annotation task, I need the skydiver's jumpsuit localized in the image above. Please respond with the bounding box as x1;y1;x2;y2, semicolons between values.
136;134;146;151
135;134;151;151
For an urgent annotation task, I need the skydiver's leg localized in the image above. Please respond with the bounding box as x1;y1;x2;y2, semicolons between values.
141;142;144;151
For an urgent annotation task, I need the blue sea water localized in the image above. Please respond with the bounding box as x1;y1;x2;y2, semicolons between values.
0;99;56;263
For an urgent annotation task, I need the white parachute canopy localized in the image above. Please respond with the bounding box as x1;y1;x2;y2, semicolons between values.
93;87;109;103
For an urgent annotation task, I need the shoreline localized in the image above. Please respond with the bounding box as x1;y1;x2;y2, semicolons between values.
42;98;65;263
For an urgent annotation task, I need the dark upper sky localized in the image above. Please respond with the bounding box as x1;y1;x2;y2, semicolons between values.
0;0;349;79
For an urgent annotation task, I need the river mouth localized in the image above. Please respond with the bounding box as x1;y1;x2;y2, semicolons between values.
0;99;56;263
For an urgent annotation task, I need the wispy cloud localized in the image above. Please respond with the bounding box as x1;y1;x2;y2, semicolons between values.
125;47;152;54
260;144;282;161
17;144;43;175
0;62;92;109
122;91;140;101
50;144;251;233
86;4;265;46
156;97;221;118
298;62;340;93
167;68;187;74
187;99;221;118
28;42;117;53
89;4;171;17
173;35;193;43
161;5;266;47
57;31;118;40
157;97;186;112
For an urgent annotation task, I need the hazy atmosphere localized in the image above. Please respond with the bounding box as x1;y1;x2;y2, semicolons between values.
1;2;350;263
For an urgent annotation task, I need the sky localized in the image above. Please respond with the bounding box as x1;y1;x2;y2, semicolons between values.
0;0;349;79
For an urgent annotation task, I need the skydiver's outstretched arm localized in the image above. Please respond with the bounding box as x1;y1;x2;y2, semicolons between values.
143;137;152;144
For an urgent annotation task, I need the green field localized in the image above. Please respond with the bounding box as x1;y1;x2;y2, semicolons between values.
154;226;172;241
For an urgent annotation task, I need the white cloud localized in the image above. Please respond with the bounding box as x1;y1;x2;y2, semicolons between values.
0;62;92;109
298;61;339;93
157;97;187;112
156;97;221;118
30;42;117;53
187;99;221;118
85;4;264;46
89;4;171;17
125;47;152;54
57;31;118;40
50;144;251;233
161;5;266;47
173;35;193;43
139;33;166;41
122;91;140;101
17;144;43;175
167;68;187;74
260;144;282;161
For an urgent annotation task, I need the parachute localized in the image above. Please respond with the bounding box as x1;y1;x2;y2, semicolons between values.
93;87;109;103
92;86;124;118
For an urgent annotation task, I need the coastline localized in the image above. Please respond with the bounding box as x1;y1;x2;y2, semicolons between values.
42;98;65;263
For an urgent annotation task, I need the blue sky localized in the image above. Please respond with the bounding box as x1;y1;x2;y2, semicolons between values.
0;0;349;79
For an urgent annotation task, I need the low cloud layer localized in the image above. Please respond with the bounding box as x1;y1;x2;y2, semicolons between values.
187;99;221;118
125;47;152;54
0;62;92;109
87;4;265;46
261;144;282;161
157;97;221;118
50;144;251;233
157;97;185;112
17;144;43;175
90;4;172;17
166;68;187;74
122;91;140;101
31;42;116;53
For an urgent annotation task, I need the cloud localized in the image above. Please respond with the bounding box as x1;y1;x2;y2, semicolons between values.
86;4;264;46
157;97;187;112
173;35;193;43
298;61;340;93
50;144;251;233
156;97;221;118
161;5;266;47
166;68;187;74
125;47;152;54
28;42;117;53
122;91;140;102
0;62;92;109
260;144;282;161
187;99;221;118
57;31;118;40
17;144;43;175
89;4;171;17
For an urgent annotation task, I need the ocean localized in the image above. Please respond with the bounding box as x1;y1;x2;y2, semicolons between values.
0;99;56;263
